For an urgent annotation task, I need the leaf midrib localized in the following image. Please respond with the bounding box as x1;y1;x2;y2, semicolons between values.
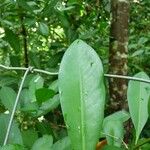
78;51;86;150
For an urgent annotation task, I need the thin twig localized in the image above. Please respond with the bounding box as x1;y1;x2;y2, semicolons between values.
3;67;31;146
101;132;129;149
34;68;58;75
0;64;57;75
0;64;27;71
0;64;150;83
104;74;150;84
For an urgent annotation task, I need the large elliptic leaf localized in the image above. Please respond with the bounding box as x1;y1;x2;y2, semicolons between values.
127;72;150;144
58;39;105;150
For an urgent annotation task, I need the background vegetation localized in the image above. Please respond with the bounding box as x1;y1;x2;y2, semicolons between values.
0;0;150;149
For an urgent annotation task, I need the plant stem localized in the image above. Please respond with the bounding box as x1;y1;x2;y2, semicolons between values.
133;138;150;150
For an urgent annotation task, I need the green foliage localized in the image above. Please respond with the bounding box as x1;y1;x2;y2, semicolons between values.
102;145;124;150
0;144;26;150
0;114;23;145
58;40;105;149
21;129;38;148
35;88;55;105
103;120;124;147
0;87;18;111
127;72;150;144
31;135;53;150
52;136;71;150
102;111;130;147
0;0;149;149
4;28;21;54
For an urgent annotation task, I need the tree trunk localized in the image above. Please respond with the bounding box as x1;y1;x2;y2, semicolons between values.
109;0;130;111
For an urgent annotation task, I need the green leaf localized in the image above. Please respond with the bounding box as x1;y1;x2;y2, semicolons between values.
102;145;124;150
31;135;53;150
133;138;150;149
0;114;23;145
0;75;18;87
21;129;38;149
103;120;124;147
52;136;71;150
127;72;150;144
17;0;33;13
29;75;44;102
148;97;150;118
48;80;58;93
4;28;20;54
102;110;130;147
35;88;55;105
103;110;130;124
20;102;39;113
42;0;59;16
36;122;53;136
20;89;31;106
37;94;60;116
0;86;19;111
58;39;105;150
0;144;26;150
10;55;21;67
38;22;49;36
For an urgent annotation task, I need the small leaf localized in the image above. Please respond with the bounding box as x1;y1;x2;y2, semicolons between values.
138;37;148;45
42;0;59;16
20;89;31;106
36;122;53;136
103;110;130;124
58;39;105;149
49;80;58;93
17;0;33;13
102;110;130;147
52;136;71;150
127;72;150;144
29;75;44;102
103;120;124;147
35;88;55;105
31;135;53;150
0;86;18;111
37;95;60;116
0;75;18;87
131;50;144;57
38;22;49;36
4;28;21;54
0;114;23;145
22;129;38;148
21;102;38;114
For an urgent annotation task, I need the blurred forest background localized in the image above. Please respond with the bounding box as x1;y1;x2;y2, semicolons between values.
0;0;150;148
